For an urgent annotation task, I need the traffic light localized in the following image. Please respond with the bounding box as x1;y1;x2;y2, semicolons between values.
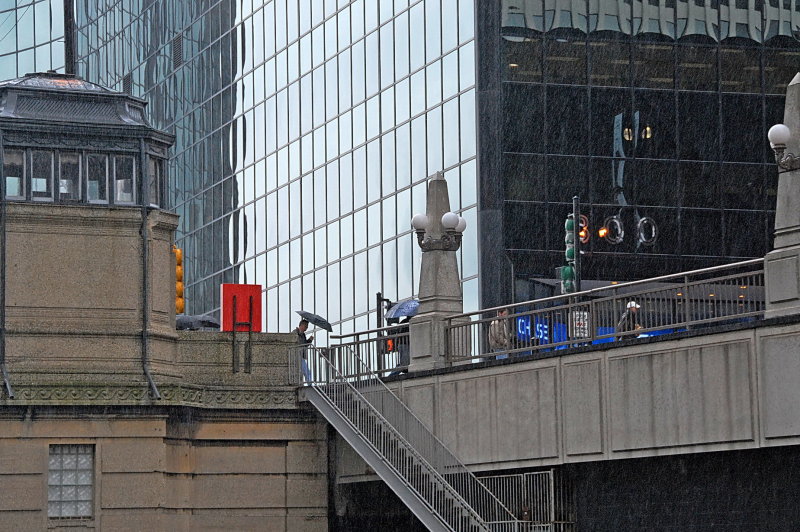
173;245;185;314
563;215;577;293
578;214;589;245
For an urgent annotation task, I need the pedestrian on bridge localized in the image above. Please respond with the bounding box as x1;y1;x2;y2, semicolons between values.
616;300;642;340
489;309;512;360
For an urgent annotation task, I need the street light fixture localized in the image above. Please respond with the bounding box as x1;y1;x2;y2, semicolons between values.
768;123;800;173
411;211;466;252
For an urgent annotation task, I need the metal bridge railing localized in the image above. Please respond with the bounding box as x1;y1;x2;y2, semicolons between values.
479;471;576;532
446;258;764;363
299;344;521;530
328;325;411;378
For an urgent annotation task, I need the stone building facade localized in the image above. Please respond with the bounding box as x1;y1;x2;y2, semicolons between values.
0;73;325;531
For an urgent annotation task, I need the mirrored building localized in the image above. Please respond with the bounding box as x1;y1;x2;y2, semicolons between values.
74;0;478;340
0;0;70;77
70;0;795;332
488;0;799;304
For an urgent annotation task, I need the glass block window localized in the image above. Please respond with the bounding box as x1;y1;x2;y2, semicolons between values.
48;444;93;519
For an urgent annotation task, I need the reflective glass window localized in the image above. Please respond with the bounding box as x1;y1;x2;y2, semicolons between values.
409;3;425;72
503;38;543;83
460;89;477;160
680;162;720;208
633;40;674;89
546;86;589;155
678;92;719;161
589;37;631;87
278;185;289;242
351;40;366;104
147;156;163;206
442;50;459;100
443;98;460;168
396;122;411;188
426;0;442;62
720;45;761;93
410;70;426;116
86;154;108;203
545;33;587;84
677;44;717;90
628;159;678;207
546;155;589;203
327;160;339;222
3;149;25;199
32;150;54;201
338;49;352;111
721;164;765;211
380;21;394;88
634;90;677;159
720;94;763;163
427;106;443;174
504;154;543;202
765;44;800;95
504;84;544;154
395;11;409;80
365;31;379;96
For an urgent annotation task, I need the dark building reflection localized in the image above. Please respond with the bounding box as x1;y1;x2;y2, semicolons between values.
492;0;796;303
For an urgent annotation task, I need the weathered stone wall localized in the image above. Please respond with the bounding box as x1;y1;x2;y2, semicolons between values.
0;202;327;530
2;204;179;386
0;408;328;531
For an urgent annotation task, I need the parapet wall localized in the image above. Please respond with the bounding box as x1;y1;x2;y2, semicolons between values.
337;318;800;481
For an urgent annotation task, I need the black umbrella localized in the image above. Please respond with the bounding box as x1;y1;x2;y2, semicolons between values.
176;314;221;331
295;310;333;332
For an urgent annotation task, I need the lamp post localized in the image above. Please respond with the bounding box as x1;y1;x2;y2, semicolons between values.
408;172;468;371
768;123;800;173
765;72;800;318
411;211;467;252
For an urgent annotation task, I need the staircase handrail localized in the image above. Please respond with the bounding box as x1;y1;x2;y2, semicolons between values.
326;343;519;526
309;346;491;530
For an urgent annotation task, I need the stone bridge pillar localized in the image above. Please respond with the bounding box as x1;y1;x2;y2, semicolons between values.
408;173;469;371
767;73;800;318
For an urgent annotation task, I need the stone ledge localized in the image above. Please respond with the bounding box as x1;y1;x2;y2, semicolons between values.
0;384;298;409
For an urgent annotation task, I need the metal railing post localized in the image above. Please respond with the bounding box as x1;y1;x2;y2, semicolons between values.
683;274;691;328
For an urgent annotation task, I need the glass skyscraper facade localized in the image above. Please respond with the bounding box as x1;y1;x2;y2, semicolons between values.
69;0;794;328
0;0;68;78
74;0;478;340
485;0;799;304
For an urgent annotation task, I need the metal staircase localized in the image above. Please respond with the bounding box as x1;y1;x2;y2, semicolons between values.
296;345;520;532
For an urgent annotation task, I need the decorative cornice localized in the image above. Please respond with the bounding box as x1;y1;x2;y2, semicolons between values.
1;384;298;410
2;131;139;151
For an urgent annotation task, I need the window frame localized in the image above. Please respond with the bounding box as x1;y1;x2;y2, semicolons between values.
30;149;55;202
58;151;82;202
85;153;110;204
113;154;137;205
2;148;26;200
47;443;95;520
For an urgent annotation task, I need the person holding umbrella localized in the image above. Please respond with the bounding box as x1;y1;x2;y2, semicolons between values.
294;319;314;345
293;319;314;383
293;311;333;384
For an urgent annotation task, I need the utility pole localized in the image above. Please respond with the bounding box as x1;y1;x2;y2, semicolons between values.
573;196;582;293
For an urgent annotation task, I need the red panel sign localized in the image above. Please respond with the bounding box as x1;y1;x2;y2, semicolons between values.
220;284;262;332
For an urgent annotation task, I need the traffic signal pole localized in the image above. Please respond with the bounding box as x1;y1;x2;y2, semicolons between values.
573;196;581;293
